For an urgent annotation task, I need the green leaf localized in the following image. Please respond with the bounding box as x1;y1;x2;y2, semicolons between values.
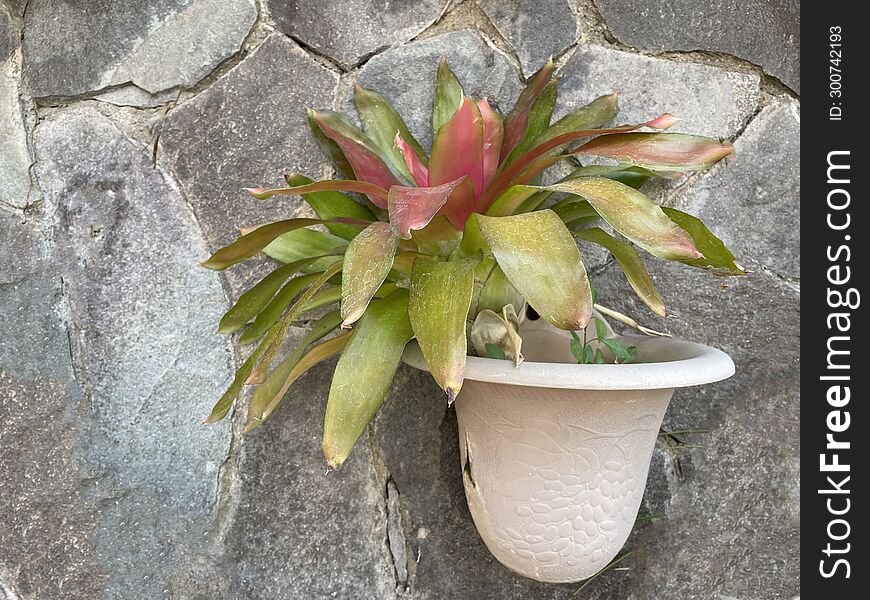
301;285;341;313
485;185;539;217
594;348;606;364
284;173;376;240
475;210;592;330
570;331;584;363
457;212;487;257
239;272;326;345
323;289;414;468
202;218;332;270
354;84;427;180
433;57;464;133
625;345;638;363
204;326;280;424
594;317;608;342
484;343;507;360
410;215;463;257
544;177;700;260
576;227;666;317
249;261;344;384
261;228;347;270
501;58;556;158
553;199;597;225
245;310;343;431
582;345;594;364
532;92;619;150
504;80;558;164
218;257;322;334
409;258;477;399
246;178;389;206
662;207;747;275
476;264;524;316
341;222;398;328
564;164;656;190
260;331;353;427
602;338;632;361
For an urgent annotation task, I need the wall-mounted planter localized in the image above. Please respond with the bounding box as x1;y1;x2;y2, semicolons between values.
403;318;734;583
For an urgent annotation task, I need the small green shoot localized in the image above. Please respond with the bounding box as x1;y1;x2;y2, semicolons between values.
484;343;508;360
571;317;637;364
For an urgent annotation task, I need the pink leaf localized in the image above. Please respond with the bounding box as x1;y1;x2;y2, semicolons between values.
388;177;469;239
480;114;674;208
244;179;389;205
395;133;429;187
437;177;478;230
576;132;733;172
429;96;485;199
477;98;504;200
311;110;403;207
500;58;556;159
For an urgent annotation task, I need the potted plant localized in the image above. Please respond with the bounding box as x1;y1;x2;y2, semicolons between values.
201;57;742;583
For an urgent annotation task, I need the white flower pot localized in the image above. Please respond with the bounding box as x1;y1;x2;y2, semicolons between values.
402;317;734;583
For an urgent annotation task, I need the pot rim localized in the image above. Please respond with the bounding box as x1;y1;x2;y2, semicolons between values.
402;335;735;391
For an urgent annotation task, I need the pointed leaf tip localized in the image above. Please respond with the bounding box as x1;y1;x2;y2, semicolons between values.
447;388;458;406
647;114;679;129
409;258;476;396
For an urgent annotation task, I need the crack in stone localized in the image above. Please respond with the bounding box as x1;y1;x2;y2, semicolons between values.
368;428;412;598
281;33;349;74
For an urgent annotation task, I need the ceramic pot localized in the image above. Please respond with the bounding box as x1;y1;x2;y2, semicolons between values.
402;318;734;583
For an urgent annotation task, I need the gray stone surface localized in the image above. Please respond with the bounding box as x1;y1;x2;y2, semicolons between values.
23;0;256;99
1;3;16;62
159;34;338;296
224;359;396;599
478;0;578;76
351;30;523;150
1;50;39;209
595;0;800;92
672;100;800;279
1;106;234;599
558;44;760;139
268;0;444;68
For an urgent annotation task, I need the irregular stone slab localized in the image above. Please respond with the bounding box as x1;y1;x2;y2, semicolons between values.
351;30;523;150
558;44;760;139
268;0;444;68
223;360;397;598
29;106;233;598
672;101;800;279
478;0;578;76
159;34;338;296
595;0;800;92
23;0;256;100
1;51;39;209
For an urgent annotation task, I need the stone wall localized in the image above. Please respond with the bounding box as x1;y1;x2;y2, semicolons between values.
0;1;799;598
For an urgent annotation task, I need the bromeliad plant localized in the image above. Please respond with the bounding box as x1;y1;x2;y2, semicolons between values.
202;58;744;469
